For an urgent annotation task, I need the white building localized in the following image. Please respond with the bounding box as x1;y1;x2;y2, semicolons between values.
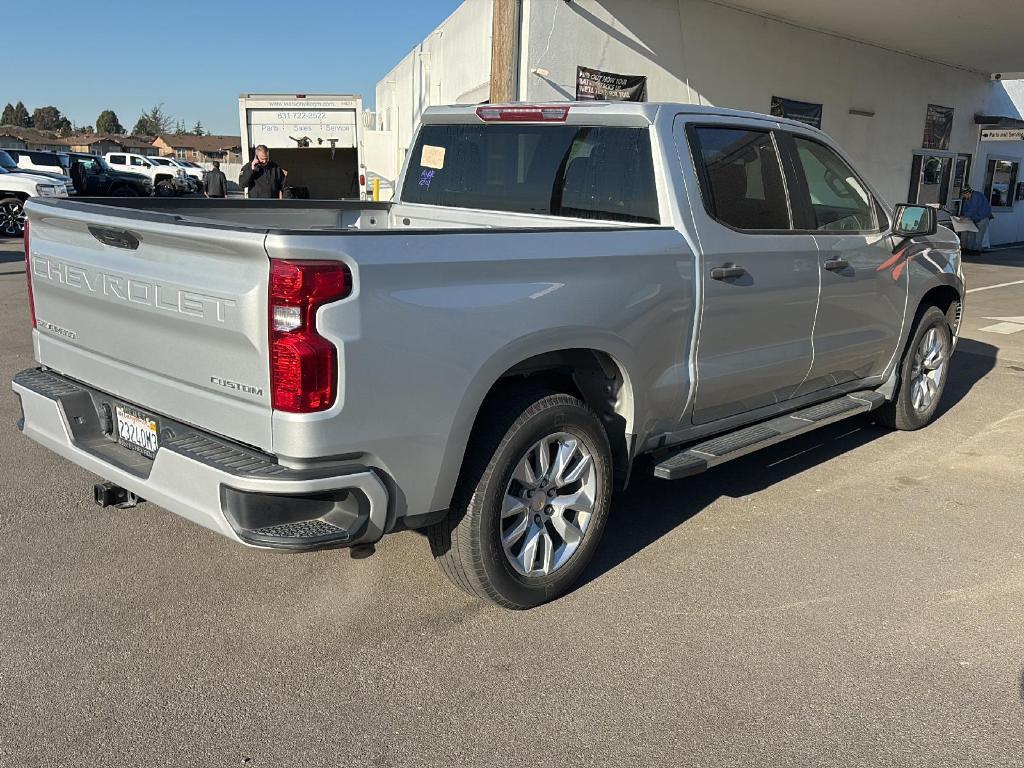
974;79;1024;246
371;0;1024;208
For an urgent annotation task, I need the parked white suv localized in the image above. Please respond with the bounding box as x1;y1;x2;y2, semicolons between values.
0;166;67;237
104;152;188;196
4;149;76;193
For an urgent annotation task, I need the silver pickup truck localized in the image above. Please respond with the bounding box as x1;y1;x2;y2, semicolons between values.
14;102;963;609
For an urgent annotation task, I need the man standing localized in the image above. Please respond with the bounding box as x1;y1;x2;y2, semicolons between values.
238;145;285;199
960;186;992;253
203;161;228;199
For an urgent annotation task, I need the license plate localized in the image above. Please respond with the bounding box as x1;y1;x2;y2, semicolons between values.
115;405;159;459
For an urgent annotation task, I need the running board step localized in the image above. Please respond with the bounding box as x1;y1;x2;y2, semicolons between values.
653;391;886;480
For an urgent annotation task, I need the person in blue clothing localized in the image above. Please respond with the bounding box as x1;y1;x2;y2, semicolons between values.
960;186;993;253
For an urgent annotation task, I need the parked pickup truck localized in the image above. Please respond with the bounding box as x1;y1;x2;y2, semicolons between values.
104;152;188;196
13;103;964;608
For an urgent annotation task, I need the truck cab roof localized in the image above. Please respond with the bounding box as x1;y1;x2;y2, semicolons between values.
421;101;828;137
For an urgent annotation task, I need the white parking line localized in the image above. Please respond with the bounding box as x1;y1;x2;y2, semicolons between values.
967;279;1024;294
979;321;1024;335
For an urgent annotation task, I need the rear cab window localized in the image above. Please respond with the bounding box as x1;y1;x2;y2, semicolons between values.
401;123;660;224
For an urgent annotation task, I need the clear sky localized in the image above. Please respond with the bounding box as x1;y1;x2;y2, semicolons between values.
5;0;464;135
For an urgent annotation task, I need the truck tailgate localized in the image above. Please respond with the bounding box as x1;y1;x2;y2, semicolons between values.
26;201;273;451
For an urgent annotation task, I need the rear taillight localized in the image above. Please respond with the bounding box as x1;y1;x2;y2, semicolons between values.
269;259;351;413
24;219;35;328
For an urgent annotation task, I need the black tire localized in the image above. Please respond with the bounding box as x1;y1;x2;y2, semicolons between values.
428;386;613;609
0;196;25;238
155;180;174;197
874;305;952;430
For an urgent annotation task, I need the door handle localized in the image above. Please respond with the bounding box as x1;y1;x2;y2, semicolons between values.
823;258;850;272
710;265;746;281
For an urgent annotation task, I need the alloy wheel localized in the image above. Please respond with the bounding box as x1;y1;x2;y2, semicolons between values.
1;200;24;237
910;326;946;413
500;432;597;578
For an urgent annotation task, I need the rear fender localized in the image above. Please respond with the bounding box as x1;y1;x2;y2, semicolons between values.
427;329;639;513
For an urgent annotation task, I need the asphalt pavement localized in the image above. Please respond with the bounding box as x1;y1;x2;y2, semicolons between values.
0;237;1022;767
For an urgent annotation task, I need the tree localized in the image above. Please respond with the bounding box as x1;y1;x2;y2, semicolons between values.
95;110;124;134
75;124;95;134
191;120;204;136
31;105;71;132
131;103;173;136
1;103;14;125
174;120;187;135
12;101;31;127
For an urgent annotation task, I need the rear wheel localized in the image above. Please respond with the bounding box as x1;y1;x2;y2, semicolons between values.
0;197;24;238
428;387;613;609
875;305;952;430
155;180;175;197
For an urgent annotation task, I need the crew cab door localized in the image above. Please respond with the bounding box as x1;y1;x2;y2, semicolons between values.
780;133;907;394
680;121;820;425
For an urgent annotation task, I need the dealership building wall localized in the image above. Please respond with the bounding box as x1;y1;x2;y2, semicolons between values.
372;0;995;206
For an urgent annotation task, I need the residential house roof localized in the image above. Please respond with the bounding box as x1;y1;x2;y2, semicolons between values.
154;133;242;152
0;125;66;145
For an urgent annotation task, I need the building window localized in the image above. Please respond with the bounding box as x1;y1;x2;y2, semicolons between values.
984;158;1019;208
176;148;187;159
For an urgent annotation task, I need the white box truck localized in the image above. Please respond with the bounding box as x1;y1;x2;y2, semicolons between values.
238;93;365;199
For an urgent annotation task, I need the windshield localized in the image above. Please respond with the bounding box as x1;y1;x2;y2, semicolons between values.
71;155;110;175
0;150;18;170
151;158;171;165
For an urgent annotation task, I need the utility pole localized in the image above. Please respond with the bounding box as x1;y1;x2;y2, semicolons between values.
489;0;520;103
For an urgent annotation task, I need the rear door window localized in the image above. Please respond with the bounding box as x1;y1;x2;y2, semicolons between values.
30;152;61;168
401;123;659;224
689;126;792;231
109;154;125;165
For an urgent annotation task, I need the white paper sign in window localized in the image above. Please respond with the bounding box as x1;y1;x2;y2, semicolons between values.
421;145;446;170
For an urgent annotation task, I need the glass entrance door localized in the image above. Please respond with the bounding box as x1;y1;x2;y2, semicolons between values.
949;154;971;214
908;151;955;206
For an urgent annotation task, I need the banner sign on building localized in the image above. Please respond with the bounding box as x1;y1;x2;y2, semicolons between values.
770;96;822;129
576;66;647;102
922;104;954;150
981;128;1024;141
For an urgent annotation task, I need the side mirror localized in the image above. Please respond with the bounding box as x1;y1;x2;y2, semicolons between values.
892;203;937;239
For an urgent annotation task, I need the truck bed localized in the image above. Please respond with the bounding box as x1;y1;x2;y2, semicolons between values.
29;196;657;233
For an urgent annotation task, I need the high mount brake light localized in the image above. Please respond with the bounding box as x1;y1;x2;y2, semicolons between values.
268;259;351;413
24;219;35;328
475;106;570;122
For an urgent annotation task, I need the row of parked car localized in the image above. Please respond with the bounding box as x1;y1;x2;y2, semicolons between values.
0;148;209;236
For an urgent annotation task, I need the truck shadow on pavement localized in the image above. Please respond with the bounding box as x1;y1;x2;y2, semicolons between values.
962;249;1024;268
576;337;998;591
0;243;25;267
